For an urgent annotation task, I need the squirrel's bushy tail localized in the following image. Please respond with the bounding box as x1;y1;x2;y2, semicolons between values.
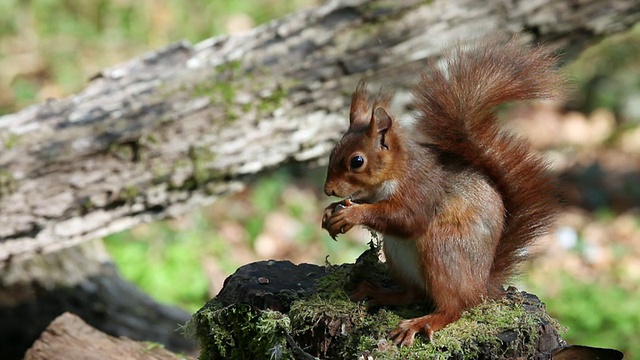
412;35;564;288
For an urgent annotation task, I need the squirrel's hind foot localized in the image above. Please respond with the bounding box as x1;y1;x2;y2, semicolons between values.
389;312;460;347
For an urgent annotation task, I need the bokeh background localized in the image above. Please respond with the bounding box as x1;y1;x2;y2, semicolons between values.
1;0;639;358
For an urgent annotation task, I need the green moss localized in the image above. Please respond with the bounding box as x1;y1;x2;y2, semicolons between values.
290;297;367;358
187;145;218;186
225;109;239;123
78;197;95;213
256;86;287;114
359;292;563;360
4;133;21;149
0;169;17;200
215;60;242;74
193;303;291;360
316;239;385;300
192;61;242;108
122;185;139;201
164;145;223;193
151;165;170;185
191;78;243;125
359;0;428;21
108;141;139;161
143;134;158;144
193;81;235;104
361;0;401;15
316;263;351;300
142;341;165;352
410;300;524;359
187;61;293;123
159;114;176;124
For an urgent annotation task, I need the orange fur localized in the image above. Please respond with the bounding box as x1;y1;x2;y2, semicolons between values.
321;35;563;346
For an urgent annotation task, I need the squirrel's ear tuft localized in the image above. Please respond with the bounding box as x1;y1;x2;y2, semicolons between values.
349;81;370;127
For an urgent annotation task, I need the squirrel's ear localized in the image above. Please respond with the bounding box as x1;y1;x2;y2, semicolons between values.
349;82;370;127
370;106;393;149
372;106;393;133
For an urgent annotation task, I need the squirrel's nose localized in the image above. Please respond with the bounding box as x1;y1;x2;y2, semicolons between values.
324;186;336;197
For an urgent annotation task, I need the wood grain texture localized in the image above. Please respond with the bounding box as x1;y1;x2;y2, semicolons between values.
0;0;638;264
24;312;193;360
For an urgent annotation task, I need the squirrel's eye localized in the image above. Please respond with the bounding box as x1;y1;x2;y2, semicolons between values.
350;155;365;170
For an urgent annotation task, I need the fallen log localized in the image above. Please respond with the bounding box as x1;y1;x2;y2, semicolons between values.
24;312;194;360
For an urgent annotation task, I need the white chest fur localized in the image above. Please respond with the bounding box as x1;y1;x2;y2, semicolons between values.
383;235;426;290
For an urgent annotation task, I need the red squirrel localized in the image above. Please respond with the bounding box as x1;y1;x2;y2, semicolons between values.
321;36;563;347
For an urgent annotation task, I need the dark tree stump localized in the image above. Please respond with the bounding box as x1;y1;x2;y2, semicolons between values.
215;260;329;313
191;249;570;359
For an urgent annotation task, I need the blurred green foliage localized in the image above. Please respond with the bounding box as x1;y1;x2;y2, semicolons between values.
527;274;640;357
105;214;214;312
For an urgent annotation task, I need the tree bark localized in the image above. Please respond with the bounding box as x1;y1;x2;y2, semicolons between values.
24;312;194;360
1;0;639;263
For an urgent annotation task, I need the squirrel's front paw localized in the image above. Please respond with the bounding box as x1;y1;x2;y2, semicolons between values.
322;201;360;239
321;202;340;229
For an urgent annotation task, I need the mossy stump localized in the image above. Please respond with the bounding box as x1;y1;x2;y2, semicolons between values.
190;248;573;359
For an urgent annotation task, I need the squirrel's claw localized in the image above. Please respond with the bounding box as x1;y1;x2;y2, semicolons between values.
389;322;419;347
325;210;355;238
389;313;453;347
